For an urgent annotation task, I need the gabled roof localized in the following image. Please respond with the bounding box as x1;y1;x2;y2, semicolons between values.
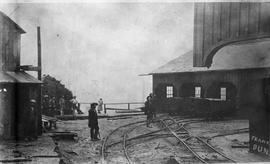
150;40;270;75
151;51;207;74
0;11;25;34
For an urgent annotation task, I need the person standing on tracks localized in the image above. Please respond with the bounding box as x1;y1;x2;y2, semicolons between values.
150;93;157;119
88;103;100;141
145;96;154;128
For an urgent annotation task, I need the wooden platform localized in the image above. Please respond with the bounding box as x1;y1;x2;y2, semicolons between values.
50;131;78;140
56;113;145;120
56;114;108;120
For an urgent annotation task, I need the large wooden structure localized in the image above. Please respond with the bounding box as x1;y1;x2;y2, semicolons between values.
151;48;270;156
194;2;270;67
192;2;270;156
0;11;42;140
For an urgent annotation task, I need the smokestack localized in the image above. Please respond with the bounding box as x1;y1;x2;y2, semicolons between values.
37;26;42;80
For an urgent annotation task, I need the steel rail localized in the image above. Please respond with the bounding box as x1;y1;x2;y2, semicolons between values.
101;120;145;163
107;129;189;148
107;119;194;148
169;116;236;163
196;136;236;163
210;128;249;138
123;124;144;164
159;119;207;163
101;115;201;163
107;125;175;148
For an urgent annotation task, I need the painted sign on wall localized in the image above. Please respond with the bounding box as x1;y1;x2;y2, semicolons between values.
250;135;269;155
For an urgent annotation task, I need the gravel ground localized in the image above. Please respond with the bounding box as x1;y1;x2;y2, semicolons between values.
0;134;59;164
3;115;270;164
185;119;270;163
55;116;270;164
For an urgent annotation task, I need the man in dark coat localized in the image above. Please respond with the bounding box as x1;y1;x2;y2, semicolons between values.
24;99;37;141
88;103;100;141
145;96;153;128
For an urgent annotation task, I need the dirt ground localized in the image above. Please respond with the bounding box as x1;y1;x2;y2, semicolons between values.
185;120;270;163
2;115;270;164
0;134;59;164
54;115;270;164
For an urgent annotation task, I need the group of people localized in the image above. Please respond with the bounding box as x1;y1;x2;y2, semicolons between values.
43;95;58;116
87;95;157;141
43;95;79;116
144;93;156;128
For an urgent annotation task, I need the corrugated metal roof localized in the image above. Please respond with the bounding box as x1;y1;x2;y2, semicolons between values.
0;71;42;83
150;40;270;74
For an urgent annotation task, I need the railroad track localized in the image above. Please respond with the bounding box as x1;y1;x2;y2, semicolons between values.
159;117;236;163
123;116;204;163
101;114;169;163
101;115;237;163
101;120;146;164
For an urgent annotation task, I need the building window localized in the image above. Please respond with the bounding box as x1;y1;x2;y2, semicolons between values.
166;86;173;98
220;87;226;100
195;86;201;98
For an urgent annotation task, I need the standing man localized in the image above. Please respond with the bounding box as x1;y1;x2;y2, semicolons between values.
97;98;103;114
88;103;100;141
145;96;153;128
151;93;157;119
59;96;65;116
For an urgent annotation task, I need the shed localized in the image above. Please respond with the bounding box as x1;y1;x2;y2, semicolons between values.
0;11;42;140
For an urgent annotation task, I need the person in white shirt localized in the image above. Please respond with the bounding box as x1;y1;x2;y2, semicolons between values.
70;96;78;115
97;98;103;114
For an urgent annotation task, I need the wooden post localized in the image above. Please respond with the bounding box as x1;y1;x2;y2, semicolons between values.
37;27;42;135
128;103;130;110
37;26;42;80
104;104;106;114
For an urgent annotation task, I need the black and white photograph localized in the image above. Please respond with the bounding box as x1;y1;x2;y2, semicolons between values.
1;0;270;163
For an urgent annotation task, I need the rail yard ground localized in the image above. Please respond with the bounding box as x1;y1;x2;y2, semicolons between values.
1;114;270;164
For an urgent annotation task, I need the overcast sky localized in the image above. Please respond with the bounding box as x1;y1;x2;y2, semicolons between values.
0;2;194;103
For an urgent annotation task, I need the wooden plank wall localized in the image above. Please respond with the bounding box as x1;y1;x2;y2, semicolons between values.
0;14;21;71
193;2;270;67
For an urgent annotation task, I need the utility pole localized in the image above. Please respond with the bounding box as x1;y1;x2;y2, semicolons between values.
37;26;42;80
37;26;42;135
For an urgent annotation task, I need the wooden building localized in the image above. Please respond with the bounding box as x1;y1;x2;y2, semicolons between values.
150;41;270;155
192;2;270;156
0;11;42;140
193;2;270;67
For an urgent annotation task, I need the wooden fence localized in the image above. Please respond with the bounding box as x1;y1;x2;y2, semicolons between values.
79;102;145;114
